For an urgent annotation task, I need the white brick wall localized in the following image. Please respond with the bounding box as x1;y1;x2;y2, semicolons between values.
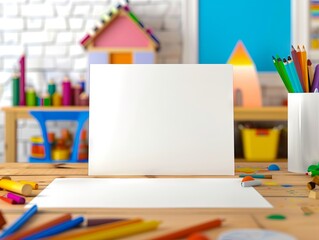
0;0;184;162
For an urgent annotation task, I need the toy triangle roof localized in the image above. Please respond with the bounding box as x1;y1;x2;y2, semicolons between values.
227;40;254;65
80;2;160;51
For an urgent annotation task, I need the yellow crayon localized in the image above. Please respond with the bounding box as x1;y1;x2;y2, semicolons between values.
69;221;160;240
19;180;38;190
0;179;32;196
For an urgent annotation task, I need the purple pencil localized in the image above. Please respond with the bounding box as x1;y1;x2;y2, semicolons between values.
311;65;319;92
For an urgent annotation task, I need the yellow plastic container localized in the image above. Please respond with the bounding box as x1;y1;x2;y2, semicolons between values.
241;128;280;161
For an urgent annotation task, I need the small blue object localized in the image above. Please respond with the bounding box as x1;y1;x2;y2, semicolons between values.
23;216;84;240
268;164;280;171
281;184;293;188
0;205;38;238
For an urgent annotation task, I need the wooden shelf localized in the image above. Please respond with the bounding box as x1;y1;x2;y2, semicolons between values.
234;107;287;121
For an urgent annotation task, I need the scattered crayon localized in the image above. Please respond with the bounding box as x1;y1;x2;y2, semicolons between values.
7;193;25;204
0;179;32;196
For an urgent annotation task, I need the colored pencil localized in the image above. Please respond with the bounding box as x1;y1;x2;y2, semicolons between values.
291;46;305;91
277;58;294;92
5;214;72;240
23;216;84;240
301;45;309;92
283;58;298;92
151;219;223;240
311;65;319;92
239;174;272;179
66;221;161;240
0;205;38;238
287;57;303;92
87;218;127;227
308;59;315;88
272;57;291;92
48;218;143;240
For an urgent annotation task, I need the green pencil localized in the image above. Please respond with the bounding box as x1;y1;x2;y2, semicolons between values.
276;57;294;93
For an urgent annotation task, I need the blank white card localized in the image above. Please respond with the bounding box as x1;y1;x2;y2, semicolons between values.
28;178;272;209
89;64;234;175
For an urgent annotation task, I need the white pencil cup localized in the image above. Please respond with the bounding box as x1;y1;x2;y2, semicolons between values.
288;93;319;173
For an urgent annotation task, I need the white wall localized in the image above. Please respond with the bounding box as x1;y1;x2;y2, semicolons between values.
0;0;183;162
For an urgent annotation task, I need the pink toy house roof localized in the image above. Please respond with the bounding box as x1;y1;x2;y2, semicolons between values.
80;3;160;51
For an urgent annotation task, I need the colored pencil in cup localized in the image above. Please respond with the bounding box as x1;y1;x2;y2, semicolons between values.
277;58;294;93
151;218;223;240
283;58;298;92
308;59;315;89
291;45;305;91
311;65;319;92
287;56;303;92
300;45;309;92
272;57;291;92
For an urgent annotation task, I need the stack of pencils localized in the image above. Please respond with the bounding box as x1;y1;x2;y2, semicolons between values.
273;45;319;93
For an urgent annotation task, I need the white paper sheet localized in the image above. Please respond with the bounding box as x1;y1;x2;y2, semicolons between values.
28;178;272;209
89;64;234;175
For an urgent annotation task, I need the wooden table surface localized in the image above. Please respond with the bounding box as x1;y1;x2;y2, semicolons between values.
0;162;316;240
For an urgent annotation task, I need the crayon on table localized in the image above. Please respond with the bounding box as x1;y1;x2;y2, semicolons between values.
5;214;72;240
48;218;143;240
241;179;262;187
19;180;38;190
7;192;25;204
0;179;32;196
0;204;38;238
239;174;272;179
0;196;16;204
151;219;223;240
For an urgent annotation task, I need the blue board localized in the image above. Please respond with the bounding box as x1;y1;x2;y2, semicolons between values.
199;0;291;71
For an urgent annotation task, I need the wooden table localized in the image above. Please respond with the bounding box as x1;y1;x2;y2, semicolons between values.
2;107;287;163
2;107;89;163
0;162;317;239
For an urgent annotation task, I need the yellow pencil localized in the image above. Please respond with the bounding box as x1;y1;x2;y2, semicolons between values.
48;218;143;240
301;45;309;92
19;181;38;190
64;221;160;240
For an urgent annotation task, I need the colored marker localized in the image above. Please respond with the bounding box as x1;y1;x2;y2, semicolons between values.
239;174;272;179
241;179;262;187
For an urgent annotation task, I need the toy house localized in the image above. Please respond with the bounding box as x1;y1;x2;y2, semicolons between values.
80;2;160;66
